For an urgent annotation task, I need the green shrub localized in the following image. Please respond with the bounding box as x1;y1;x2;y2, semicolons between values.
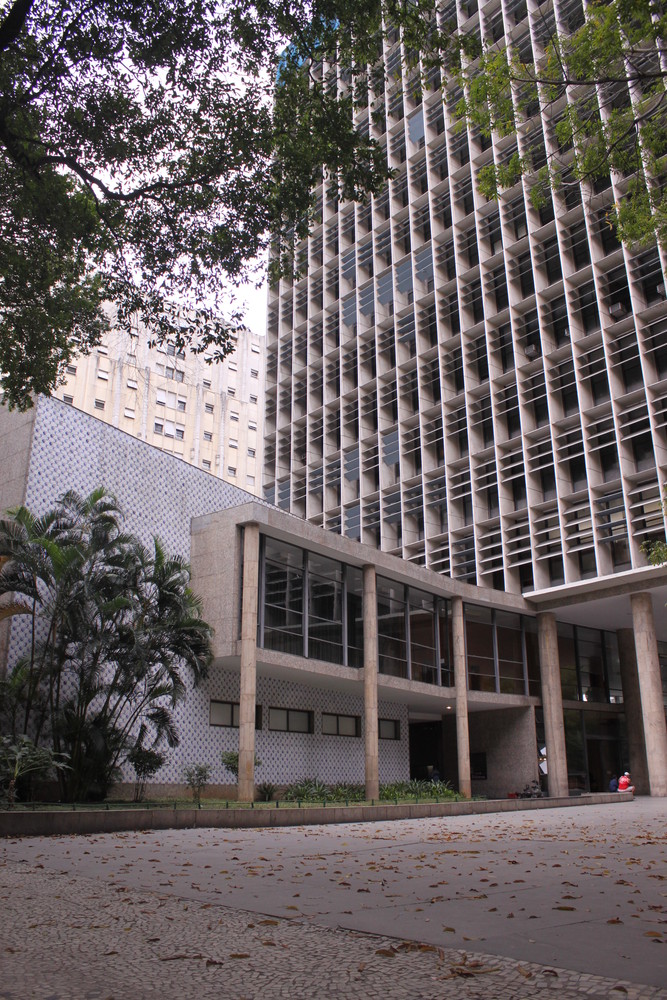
257;781;276;802
184;763;211;805
379;779;456;801
127;747;166;802
283;777;329;801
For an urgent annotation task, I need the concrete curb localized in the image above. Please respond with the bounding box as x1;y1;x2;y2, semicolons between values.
0;791;633;837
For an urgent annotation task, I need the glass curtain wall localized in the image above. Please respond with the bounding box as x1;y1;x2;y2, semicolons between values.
262;538;304;655
464;605;538;695
260;536;364;667
557;623;622;704
377;577;407;677
409;588;438;684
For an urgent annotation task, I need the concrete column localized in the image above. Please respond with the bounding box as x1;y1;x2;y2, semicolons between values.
631;593;667;796
537;612;569;797
452;597;471;798
238;524;260;803
617;628;650;794
363;564;379;801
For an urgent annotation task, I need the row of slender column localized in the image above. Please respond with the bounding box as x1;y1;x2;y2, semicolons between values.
237;524;667;800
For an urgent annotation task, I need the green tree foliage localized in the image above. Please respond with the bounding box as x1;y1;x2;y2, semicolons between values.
0;0;442;410
454;0;667;245
0;488;212;801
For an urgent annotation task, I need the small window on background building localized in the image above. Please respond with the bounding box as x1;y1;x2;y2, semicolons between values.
66;365;77;375
202;459;211;469
230;412;239;421
97;345;108;355
248;447;256;458
165;367;174;379
246;475;255;486
156;390;166;406
251;343;260;354
166;344;175;356
228;388;235;396
250;394;258;404
205;403;214;414
94;399;105;410
203;379;212;389
154;421;163;434
248;420;257;431
175;370;185;383
63;395;74;405
97;370;109;381
124;407;135;419
203;431;213;442
251;368;259;378
229;439;238;449
127;379;138;390
379;718;400;740
228;466;237;476
175;427;184;440
177;398;186;412
229;361;237;372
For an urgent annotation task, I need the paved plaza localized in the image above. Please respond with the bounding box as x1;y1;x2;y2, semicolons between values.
1;798;665;999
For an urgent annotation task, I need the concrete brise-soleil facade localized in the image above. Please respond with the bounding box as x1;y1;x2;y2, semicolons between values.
53;307;266;495
258;0;667;794
1;398;666;799
263;0;667;592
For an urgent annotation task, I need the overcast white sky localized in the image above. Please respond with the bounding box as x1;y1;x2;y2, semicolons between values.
238;274;268;338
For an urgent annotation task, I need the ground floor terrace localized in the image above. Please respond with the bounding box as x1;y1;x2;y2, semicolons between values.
191;503;667;801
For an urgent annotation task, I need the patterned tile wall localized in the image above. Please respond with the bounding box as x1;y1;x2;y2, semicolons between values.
8;397;411;787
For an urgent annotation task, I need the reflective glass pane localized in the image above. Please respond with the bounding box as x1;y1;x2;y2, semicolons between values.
558;623;578;700
577;627;606;703
377;577;407;677
321;713;337;735
346;566;364;668
465;605;495;692
308;553;343;664
263;538;304;655
269;708;288;731
409;588;436;685
496;610;525;695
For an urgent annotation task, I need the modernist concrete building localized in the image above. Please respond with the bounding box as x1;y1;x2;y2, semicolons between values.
262;0;667;794
1;398;666;798
53;308;265;495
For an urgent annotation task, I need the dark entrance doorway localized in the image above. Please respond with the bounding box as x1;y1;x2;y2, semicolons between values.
409;720;443;780
586;737;621;792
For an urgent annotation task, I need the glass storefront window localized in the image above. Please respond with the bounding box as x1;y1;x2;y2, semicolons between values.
377;577;407;677
465;605;496;692
263;539;304;655
409;588;437;684
308;553;343;664
496;610;525;695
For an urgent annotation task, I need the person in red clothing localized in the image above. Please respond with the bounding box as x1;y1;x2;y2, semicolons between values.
618;771;635;793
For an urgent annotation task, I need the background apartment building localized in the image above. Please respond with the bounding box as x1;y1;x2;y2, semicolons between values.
263;0;667;597
54;308;265;494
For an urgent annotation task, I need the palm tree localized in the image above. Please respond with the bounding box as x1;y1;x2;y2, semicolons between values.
0;488;213;801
